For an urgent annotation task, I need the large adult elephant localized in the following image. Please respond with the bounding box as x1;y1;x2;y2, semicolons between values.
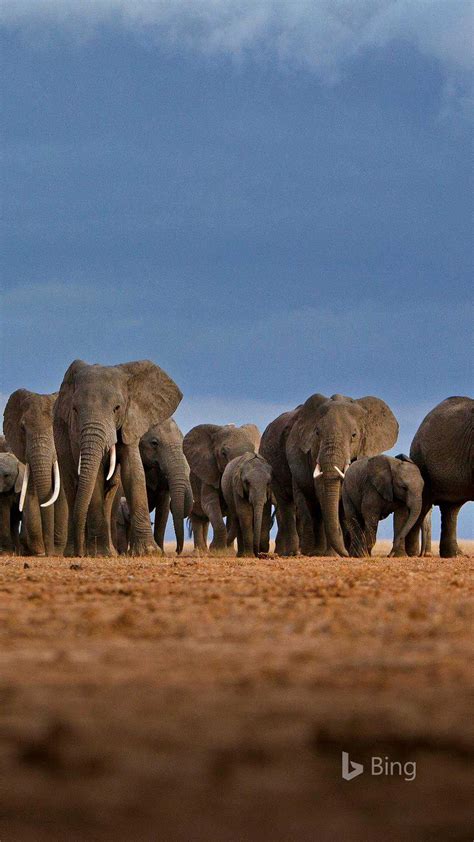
53;359;182;557
183;423;260;555
139;419;193;555
408;397;473;557
261;394;398;557
4;390;67;555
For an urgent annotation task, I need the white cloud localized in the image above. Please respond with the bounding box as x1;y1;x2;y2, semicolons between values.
1;0;471;78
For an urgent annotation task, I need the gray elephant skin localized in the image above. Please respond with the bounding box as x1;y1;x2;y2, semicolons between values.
4;390;67;555
139;418;193;555
222;452;273;557
183;423;260;555
261;394;398;557
408;397;473;557
342;454;424;557
0;437;24;554
53;359;182;557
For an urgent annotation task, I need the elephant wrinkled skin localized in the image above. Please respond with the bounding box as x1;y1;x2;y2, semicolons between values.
261;393;398;556
53;359;182;557
222;452;273;557
183;423;260;555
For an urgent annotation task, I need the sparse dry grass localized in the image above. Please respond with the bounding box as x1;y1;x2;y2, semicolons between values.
0;545;472;841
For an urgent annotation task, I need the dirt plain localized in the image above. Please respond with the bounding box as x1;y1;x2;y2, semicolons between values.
0;541;473;842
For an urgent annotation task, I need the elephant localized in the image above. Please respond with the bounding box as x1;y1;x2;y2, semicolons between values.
4;390;68;555
139;419;193;555
115;496;131;555
53;359;182;557
407;397;473;557
260;394;398;557
183;423;260;555
0;445;24;554
342;454;424;557
221;452;273;557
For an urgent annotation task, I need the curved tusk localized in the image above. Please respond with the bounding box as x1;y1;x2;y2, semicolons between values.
19;463;30;512
313;463;323;478
41;461;61;508
77;453;81;476
334;465;345;479
106;444;116;481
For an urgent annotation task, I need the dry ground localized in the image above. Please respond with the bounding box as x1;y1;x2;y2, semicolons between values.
0;542;473;841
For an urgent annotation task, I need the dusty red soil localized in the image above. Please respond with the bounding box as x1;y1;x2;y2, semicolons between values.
0;545;473;841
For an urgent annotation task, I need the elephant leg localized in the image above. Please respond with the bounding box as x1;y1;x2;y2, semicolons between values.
39;501;55;556
237;500;254;557
391;507;408;557
201;483;230;555
86;473;115;557
226;513;237;549
235;521;244;557
120;445;160;557
273;481;298;556
23;492;45;556
0;502;14;554
293;484;315;555
191;514;208;554
153;490;170;552
421;509;432;556
60;460;78;557
343;496;366;557
439;503;464;557
259;501;272;553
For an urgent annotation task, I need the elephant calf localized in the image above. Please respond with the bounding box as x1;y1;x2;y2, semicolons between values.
342;454;424;557
0;449;24;554
221;453;273;557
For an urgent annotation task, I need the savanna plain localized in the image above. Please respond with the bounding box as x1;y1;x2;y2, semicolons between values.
1;542;473;842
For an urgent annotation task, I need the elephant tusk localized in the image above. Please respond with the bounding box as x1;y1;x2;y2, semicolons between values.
313;463;323;478
106;444;116;481
78;453;81;476
41;460;60;508
19;463;30;512
334;465;345;479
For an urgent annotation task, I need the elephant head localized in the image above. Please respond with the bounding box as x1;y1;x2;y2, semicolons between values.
184;423;259;489
233;453;272;555
289;393;398;556
140;418;193;554
368;454;424;549
54;359;182;554
0;452;24;496
4;390;59;512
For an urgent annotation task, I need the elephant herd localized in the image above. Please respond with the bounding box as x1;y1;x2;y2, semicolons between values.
0;356;472;560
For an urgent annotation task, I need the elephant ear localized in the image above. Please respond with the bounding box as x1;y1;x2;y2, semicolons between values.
118;361;183;445
3;389;32;462
368;456;393;503
183;425;221;488
295;394;328;453
14;460;25;494
54;359;89;426
239;424;260;452
356;396;399;456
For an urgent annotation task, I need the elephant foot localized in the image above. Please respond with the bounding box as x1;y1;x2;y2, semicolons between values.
209;544;235;558
388;548;404;558
439;541;465;558
129;537;162;557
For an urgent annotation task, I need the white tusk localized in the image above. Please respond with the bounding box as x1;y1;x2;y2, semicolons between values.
78;453;81;476
41;461;61;508
334;465;345;479
106;444;116;481
19;463;30;512
313;463;323;478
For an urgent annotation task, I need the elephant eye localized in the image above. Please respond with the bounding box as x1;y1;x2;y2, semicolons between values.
351;431;357;438
114;405;120;413
151;439;159;447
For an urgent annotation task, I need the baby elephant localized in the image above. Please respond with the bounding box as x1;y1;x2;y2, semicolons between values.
342;454;424;557
221;453;273;557
0;450;24;554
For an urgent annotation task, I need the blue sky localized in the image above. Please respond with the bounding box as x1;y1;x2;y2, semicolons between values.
1;1;472;537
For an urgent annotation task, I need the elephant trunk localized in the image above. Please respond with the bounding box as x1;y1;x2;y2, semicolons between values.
164;447;192;555
395;494;423;547
252;497;265;556
319;474;348;557
28;438;55;505
73;425;107;556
